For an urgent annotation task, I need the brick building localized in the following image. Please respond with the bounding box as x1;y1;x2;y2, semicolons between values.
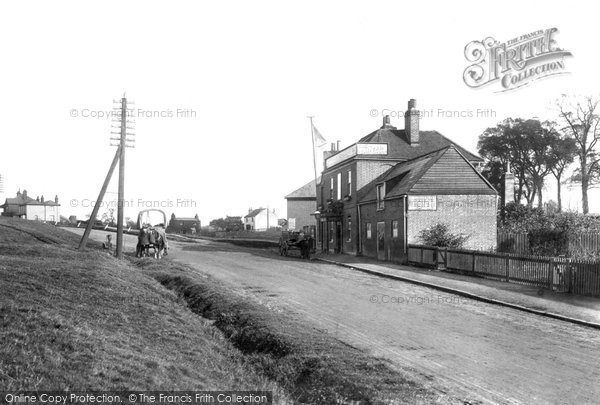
167;213;201;234
0;189;61;221
315;99;497;262
284;176;320;232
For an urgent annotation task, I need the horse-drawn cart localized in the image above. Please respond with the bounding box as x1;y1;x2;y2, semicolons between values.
279;231;313;259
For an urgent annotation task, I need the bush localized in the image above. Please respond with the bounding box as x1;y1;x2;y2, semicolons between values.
418;223;469;248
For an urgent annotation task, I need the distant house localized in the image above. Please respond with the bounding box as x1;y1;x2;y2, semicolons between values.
167;213;201;234
0;189;61;221
285;176;320;232
243;208;280;231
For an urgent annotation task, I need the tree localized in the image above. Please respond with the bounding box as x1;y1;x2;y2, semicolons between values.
100;208;116;226
209;216;244;232
479;118;558;208
557;95;600;214
546;134;577;212
418;223;469;248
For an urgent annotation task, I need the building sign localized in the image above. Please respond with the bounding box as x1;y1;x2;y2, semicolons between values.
408;195;437;211
463;28;572;92
357;143;388;155
325;145;356;168
325;143;389;168
287;218;296;230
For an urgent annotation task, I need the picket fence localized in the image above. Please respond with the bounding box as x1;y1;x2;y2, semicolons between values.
408;244;600;297
497;231;600;256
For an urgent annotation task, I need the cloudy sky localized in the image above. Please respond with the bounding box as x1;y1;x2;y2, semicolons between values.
0;0;598;223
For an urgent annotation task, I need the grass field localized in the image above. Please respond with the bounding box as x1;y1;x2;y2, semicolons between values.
0;218;443;404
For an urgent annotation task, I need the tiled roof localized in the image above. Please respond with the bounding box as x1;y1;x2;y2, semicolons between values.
1;193;60;207
357;128;482;163
285;176;321;199
244;208;264;218
360;146;495;202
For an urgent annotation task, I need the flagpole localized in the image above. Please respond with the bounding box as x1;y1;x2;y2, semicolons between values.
308;116;320;248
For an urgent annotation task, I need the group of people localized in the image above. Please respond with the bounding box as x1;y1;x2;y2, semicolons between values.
136;224;168;259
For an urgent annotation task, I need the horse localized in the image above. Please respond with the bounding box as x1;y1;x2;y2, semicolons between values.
136;228;150;258
136;226;168;259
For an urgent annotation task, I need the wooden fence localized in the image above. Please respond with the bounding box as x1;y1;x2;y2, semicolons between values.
408;244;600;297
497;231;600;257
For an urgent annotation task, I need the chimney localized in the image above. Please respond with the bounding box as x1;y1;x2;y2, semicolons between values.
382;115;392;128
41;196;45;203
336;140;340;151
501;162;515;220
405;99;420;145
54;195;59;204
22;189;27;198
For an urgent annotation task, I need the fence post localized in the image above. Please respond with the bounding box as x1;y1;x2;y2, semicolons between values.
505;253;510;282
444;247;448;270
568;258;574;294
472;251;476;274
421;247;424;266
548;258;554;291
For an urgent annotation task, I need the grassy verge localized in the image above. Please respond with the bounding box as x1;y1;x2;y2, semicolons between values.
0;218;288;400
136;261;445;405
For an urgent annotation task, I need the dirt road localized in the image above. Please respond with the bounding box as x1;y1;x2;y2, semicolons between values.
73;230;600;404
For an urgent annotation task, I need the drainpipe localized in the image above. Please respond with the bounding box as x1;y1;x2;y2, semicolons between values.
357;203;362;256
403;195;408;254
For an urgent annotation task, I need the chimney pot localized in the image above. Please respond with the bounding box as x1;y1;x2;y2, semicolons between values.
382;115;391;127
405;98;420;145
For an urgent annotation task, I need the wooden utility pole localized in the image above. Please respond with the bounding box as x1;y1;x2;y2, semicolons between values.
79;95;134;257
115;97;127;259
78;146;121;250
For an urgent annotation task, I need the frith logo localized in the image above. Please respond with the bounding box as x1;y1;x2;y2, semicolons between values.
463;28;572;92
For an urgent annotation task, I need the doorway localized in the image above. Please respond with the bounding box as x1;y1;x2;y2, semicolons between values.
376;221;385;260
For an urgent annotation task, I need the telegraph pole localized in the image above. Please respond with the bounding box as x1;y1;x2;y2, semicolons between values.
114;95;135;259
78;94;135;257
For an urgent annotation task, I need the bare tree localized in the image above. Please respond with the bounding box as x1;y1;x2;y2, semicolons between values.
557;95;600;214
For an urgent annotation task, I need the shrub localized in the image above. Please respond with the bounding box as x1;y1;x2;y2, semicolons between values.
418;223;469;248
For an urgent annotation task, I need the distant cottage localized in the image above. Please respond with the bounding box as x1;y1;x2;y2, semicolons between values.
244;208;280;231
0;189;61;222
167;213;201;234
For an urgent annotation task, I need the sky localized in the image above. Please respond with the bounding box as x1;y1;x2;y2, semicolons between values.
0;0;599;224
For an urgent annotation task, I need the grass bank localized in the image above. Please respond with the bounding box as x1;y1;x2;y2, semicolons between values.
0;218;287;399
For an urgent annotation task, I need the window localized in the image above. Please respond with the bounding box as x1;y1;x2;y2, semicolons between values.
347;171;352;197
376;183;385;210
330;178;334;200
346;216;352;242
337;173;342;200
392;220;399;238
366;223;372;239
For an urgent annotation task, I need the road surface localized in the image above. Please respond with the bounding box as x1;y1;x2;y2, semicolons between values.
72;229;600;405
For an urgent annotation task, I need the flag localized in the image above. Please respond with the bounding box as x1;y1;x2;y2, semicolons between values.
312;121;327;148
